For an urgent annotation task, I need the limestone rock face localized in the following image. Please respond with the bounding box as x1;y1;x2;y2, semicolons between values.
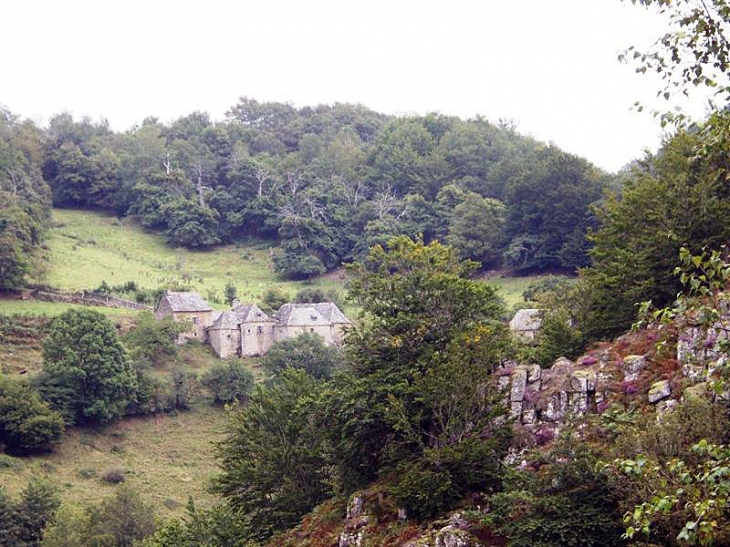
338;495;369;547
622;355;645;381
648;380;672;403
510;369;527;402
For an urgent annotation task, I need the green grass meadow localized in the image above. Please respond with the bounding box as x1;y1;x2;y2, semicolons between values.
42;208;348;308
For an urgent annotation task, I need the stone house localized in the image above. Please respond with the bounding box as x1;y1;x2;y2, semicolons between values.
156;292;351;359
509;308;543;341
154;291;214;343
208;302;277;359
273;302;351;346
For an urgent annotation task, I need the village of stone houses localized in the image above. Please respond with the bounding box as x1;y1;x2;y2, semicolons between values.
155;290;351;358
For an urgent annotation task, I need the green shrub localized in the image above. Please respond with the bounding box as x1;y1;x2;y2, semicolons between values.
200;362;254;405
259;332;342;380
0;376;64;454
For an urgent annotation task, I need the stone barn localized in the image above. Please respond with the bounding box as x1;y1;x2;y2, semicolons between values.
208;302;276;358
155;291;215;343
273;302;351;346
509;308;543;341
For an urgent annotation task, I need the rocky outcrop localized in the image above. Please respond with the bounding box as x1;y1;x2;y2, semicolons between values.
648;380;671;403
405;514;482;547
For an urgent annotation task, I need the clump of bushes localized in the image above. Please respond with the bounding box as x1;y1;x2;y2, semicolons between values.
101;468;126;484
200;361;254;405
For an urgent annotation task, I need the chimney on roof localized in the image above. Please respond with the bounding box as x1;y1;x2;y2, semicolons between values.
232;299;241;309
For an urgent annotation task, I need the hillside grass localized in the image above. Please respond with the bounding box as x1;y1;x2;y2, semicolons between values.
0;403;227;518
43;208;348;309
40;209;541;313
0;299;139;318
0;341;249;518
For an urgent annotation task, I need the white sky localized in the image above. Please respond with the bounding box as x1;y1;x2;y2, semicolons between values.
0;0;710;172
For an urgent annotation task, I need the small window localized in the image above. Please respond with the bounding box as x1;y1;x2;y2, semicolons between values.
247;329;251;333
257;326;263;334
192;317;199;324
227;334;231;339
310;328;315;333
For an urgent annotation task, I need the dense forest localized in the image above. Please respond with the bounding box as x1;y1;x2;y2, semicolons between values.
4;97;610;282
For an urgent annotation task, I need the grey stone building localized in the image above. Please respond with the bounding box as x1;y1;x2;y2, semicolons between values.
154;291;215;343
509;308;543;341
156;292;351;359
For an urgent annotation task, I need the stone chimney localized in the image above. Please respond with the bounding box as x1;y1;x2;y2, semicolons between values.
232;299;241;309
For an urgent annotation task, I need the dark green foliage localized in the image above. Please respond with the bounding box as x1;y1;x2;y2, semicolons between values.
36;102;609;270
224;281;237;306
518;276;591;366
261;286;290;313
273;248;327;279
446;192;506;267
38;309;137;424
168;368;199;410
583;117;730;341
200;361;254;404
139;499;249;547
335;238;511;515
260;332;343;380
294;286;342;307
123;311;186;366
0;487;18;547
15;478;61;546
502;147;604;271
489;439;623;547
214;369;330;541
0;376;64;454
42;488;157;547
0;107;51;289
0;479;60;547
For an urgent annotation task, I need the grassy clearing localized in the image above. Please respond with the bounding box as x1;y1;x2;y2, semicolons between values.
0;299;139;318
0;403;226;518
0;341;255;518
43;208;348;308
487;274;547;309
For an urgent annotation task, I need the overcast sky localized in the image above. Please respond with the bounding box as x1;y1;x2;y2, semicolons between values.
0;0;707;172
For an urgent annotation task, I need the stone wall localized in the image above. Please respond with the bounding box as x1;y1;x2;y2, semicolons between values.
241;322;276;356
23;288;151;311
209;327;241;359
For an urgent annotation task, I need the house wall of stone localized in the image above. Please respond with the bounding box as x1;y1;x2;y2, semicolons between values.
240;322;276;356
210;328;241;359
274;324;338;345
170;310;213;344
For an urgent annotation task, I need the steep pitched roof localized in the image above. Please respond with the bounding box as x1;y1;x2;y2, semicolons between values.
208;304;274;331
232;303;275;324
509;309;543;332
275;302;351;327
158;292;213;312
208;311;239;331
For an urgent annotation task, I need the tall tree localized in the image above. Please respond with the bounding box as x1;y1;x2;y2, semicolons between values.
38;309;137;424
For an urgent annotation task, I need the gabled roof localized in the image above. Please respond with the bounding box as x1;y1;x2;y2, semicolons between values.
275;302;351;327
509;309;543;332
208;304;274;331
208;311;239;331
233;303;275;324
158;291;213;312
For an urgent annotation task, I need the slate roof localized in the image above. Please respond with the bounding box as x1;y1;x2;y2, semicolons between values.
208;304;274;331
158;292;213;312
275;302;351;327
509;309;543;332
